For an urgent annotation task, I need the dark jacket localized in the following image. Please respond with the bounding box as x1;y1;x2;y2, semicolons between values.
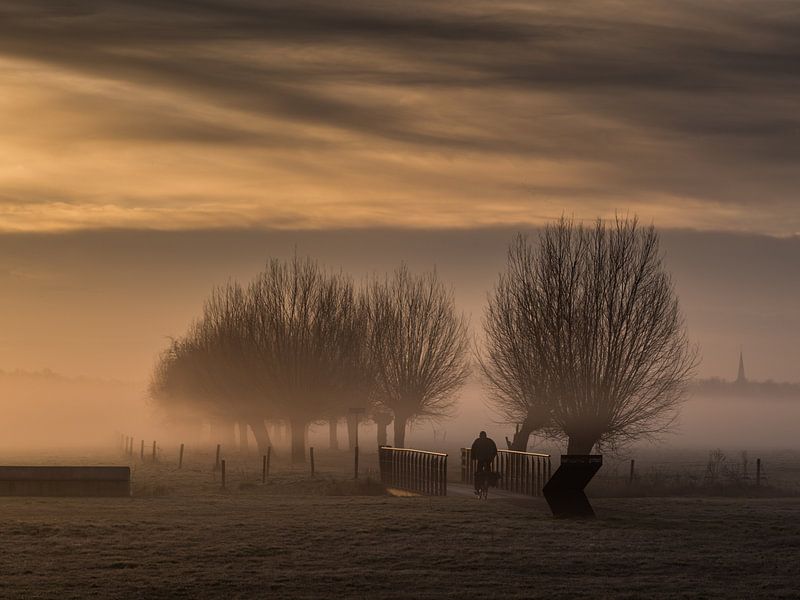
471;436;498;462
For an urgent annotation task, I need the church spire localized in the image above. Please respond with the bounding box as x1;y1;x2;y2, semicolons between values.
736;350;747;384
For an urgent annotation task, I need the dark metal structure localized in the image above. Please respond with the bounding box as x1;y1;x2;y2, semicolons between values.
378;446;448;496
542;454;603;518
460;448;551;497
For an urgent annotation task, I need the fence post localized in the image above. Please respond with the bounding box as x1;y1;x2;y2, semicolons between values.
354;444;359;479
152;441;157;463
262;454;267;484
221;459;226;489
215;444;221;471
267;446;272;479
756;458;761;487
178;443;184;469
140;440;144;461
629;459;635;485
310;447;315;477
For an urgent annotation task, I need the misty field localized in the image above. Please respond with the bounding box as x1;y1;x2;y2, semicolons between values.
1;449;799;599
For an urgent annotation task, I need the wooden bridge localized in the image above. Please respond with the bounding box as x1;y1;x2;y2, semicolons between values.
378;445;551;498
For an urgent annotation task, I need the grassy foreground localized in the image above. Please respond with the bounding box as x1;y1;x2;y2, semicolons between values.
1;487;798;599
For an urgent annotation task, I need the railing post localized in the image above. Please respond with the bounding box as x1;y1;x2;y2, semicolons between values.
440;454;447;496
436;455;441;496
525;455;531;495
378;447;449;496
536;456;542;496
515;454;520;493
432;455;437;496
422;454;427;494
414;452;419;493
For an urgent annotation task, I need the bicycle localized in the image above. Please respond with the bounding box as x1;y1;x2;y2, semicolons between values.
474;470;490;499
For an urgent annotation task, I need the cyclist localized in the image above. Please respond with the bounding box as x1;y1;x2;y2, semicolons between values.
470;431;498;495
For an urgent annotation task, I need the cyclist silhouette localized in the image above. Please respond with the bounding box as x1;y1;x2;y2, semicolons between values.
470;431;498;495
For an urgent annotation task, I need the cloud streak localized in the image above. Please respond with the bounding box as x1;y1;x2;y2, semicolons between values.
0;0;798;232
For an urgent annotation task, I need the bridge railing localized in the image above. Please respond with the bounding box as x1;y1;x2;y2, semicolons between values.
461;448;551;497
379;446;448;496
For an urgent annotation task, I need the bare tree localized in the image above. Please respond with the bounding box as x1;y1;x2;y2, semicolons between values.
512;217;697;454
198;282;274;454
150;282;276;453
247;256;363;463
480;234;553;451
149;332;238;447
366;264;470;448
150;256;367;462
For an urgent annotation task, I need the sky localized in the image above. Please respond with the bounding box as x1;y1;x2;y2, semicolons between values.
0;1;798;385
0;227;797;384
0;0;799;233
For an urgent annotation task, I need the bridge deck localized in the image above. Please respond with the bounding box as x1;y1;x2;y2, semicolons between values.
447;482;537;500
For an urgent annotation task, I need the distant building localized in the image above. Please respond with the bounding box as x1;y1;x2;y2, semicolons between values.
691;350;800;399
736;351;747;385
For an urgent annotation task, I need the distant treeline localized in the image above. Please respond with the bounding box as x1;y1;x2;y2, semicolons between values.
692;378;800;399
150;257;469;463
151;216;698;460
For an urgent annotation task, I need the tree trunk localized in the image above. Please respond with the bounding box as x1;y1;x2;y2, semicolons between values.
248;419;272;455
567;436;596;455
290;418;306;464
509;421;536;451
329;419;339;451
238;421;249;454
346;413;357;450
374;413;392;446
393;415;408;448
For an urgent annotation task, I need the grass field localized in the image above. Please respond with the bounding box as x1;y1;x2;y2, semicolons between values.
1;447;799;599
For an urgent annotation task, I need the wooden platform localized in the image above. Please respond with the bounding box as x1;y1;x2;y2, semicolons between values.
0;466;131;497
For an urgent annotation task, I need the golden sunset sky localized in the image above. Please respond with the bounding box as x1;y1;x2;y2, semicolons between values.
1;0;799;233
0;1;798;384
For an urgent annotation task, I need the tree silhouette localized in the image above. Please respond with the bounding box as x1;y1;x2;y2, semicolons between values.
480;234;553;450
197;282;273;454
247;256;363;463
365;265;469;448
505;217;697;454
